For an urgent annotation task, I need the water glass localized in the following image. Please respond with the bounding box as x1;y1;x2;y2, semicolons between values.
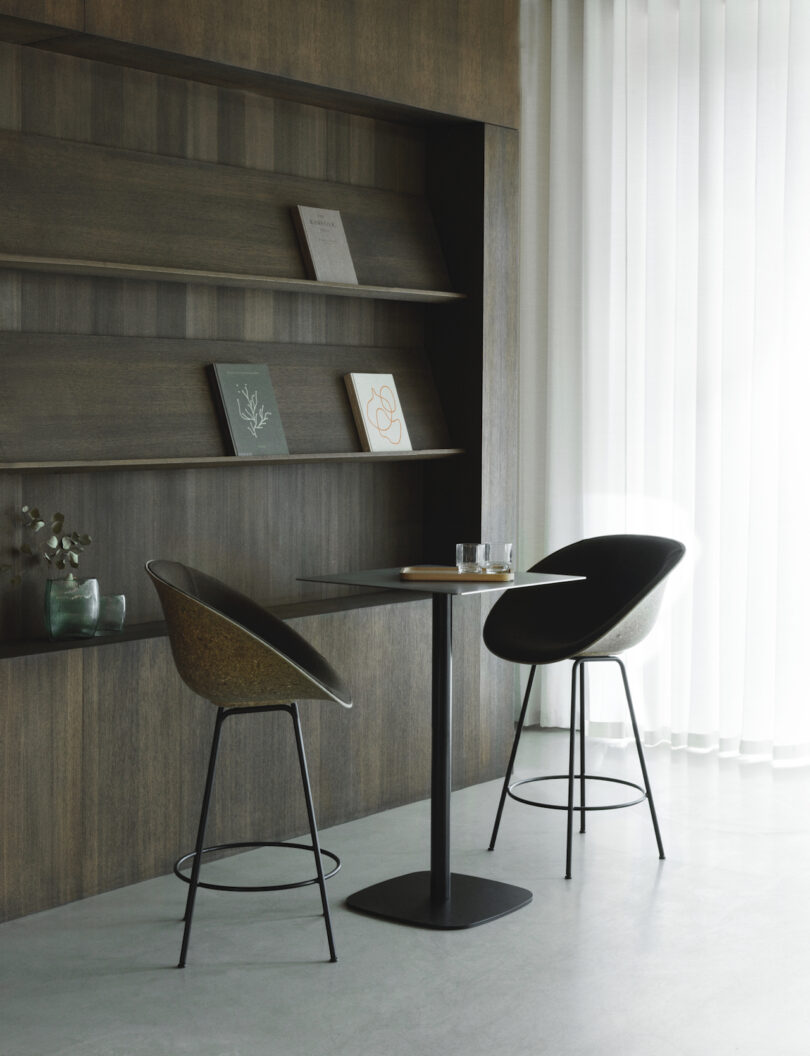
95;593;127;636
484;542;513;573
456;542;485;573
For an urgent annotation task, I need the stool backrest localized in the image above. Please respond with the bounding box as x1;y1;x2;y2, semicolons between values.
532;534;685;655
484;534;685;664
146;560;352;708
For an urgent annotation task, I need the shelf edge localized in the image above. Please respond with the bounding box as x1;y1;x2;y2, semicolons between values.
0;254;465;303
0;591;428;658
0;449;465;473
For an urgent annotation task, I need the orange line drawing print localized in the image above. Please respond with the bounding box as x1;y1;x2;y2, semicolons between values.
364;385;403;446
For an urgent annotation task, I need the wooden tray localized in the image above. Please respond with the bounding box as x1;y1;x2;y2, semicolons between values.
399;565;514;582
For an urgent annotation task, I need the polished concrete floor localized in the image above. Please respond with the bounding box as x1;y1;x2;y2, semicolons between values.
4;729;810;1056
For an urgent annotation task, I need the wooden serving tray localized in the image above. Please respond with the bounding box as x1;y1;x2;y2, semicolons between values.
399;565;514;582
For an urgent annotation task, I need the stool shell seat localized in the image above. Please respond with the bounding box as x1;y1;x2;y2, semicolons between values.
147;559;351;708
484;535;685;665
485;534;685;879
145;559;351;967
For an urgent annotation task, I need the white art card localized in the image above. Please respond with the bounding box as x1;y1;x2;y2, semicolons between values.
344;373;412;452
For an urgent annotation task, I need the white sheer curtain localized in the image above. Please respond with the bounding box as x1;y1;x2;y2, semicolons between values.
520;0;810;760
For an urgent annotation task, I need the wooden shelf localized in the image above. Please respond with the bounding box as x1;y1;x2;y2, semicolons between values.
0;254;465;303
0;448;464;474
0;590;428;659
0;621;168;659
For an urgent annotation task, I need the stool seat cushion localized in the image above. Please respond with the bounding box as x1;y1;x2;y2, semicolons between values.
483;534;684;665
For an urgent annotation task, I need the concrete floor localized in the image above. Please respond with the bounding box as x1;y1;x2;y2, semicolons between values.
3;729;810;1056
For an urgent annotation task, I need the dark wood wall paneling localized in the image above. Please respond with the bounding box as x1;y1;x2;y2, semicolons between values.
0;334;449;463
0;1;519;128
0;2;82;26
0;3;82;46
0;0;520;921
424;122;521;784
3;604;435;913
0;42;454;920
0;129;450;289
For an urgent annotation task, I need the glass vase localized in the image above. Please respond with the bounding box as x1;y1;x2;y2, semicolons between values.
45;577;100;640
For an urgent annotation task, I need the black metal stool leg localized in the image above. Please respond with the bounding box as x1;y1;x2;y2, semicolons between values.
289;701;338;962
489;665;537;851
617;658;665;860
579;661;587;834
178;705;226;968
565;660;580;879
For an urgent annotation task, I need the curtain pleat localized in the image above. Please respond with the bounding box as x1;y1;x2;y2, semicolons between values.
522;0;810;760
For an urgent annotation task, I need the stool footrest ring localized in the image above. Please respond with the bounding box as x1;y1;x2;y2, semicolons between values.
508;774;647;812
174;840;341;893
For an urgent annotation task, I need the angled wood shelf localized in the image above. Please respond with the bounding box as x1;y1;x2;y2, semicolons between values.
0;590;428;659
0;256;465;304
0;448;465;474
0;621;168;660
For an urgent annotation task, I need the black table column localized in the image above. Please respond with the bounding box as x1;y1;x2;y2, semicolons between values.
430;593;452;903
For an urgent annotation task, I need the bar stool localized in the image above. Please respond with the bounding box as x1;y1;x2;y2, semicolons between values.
146;559;352;966
484;534;685;878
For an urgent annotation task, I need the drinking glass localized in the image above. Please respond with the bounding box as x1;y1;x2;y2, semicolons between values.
94;593;126;636
456;542;485;573
484;542;513;573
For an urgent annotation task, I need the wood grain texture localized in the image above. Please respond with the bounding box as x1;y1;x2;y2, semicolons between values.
0;17;520;920
0;257;463;302
80;638;195;895
0;2;82;26
0;272;426;349
0;451;463;475
0;12;82;49
0;591;428;659
0;43;427;191
0;130;452;292
0;650;84;920
0;333;449;461
0;600;439;917
0;458;428;641
70;0;519;127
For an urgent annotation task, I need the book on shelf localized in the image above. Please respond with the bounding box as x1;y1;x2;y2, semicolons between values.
209;363;289;456
344;372;412;453
292;205;358;284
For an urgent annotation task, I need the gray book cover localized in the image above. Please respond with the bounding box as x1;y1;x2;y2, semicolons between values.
210;363;289;456
292;205;358;284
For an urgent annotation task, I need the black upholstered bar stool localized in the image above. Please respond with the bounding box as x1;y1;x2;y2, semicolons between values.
146;559;352;967
485;535;685;878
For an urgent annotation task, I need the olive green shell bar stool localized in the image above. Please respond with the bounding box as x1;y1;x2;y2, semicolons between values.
145;560;352;967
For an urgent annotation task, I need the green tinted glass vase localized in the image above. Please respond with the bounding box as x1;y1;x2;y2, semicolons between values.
45;577;100;640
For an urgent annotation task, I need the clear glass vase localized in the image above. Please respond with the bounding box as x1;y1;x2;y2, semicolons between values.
44;577;100;640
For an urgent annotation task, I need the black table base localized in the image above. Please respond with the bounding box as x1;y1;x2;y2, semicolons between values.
300;569;578;933
346;871;532;929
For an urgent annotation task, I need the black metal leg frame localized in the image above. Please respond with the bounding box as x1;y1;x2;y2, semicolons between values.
489;655;665;879
346;593;533;928
176;701;340;967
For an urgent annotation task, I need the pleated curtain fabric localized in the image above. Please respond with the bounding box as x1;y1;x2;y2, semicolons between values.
520;0;810;760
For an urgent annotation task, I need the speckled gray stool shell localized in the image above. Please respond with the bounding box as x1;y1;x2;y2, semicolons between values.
145;559;351;967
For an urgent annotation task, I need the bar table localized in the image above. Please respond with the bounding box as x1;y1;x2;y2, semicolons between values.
300;566;581;929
